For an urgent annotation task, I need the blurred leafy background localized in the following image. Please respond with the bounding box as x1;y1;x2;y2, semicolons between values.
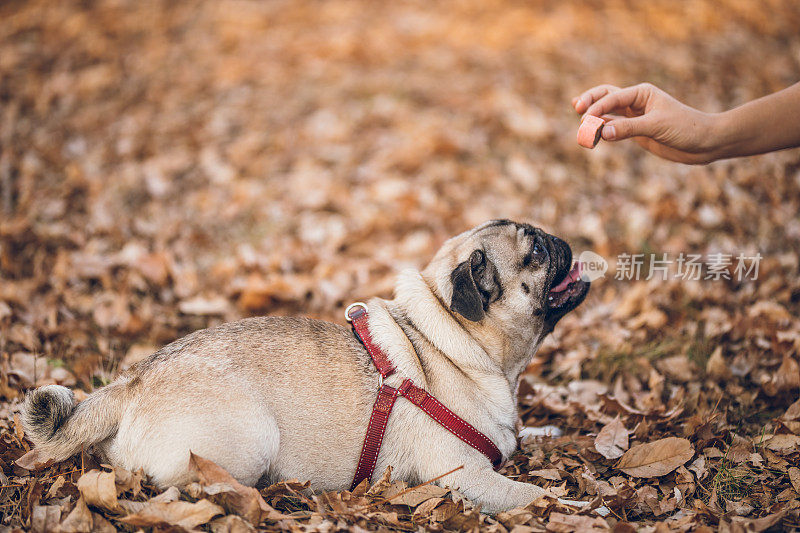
1;0;799;530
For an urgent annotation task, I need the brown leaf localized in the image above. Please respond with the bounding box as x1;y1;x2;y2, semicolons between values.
45;475;66;499
151;485;182;503
546;512;609;532
616;437;694;478
76;469;121;513
120;499;224;529
31;505;61;533
765;356;800;395
411;497;446;520
120;343;157;370
728;510;787;532
59;497;94;533
430;499;460;523
674;465;695;498
388;483;449;507
706;346;731;380
635;485;661;516
595;416;629;459
112;466;143;497
528;468;562;481
210;514;257;533
788;467;800;493
782;398;800;422
178;295;230;315
189;452;275;524
119;486;179;515
763;434;800;452
367;466;394;496
91;513;117;533
15;448;52;471
495;507;534;528
656;355;696;383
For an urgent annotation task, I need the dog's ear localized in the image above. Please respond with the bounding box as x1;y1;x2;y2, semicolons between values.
449;249;500;322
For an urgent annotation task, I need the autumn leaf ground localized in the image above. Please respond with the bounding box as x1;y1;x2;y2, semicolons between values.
1;0;800;531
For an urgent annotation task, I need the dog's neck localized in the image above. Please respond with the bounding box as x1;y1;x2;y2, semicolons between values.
363;269;521;454
394;270;500;373
389;269;536;388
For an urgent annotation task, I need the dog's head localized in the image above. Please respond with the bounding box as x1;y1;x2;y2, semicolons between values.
422;220;589;371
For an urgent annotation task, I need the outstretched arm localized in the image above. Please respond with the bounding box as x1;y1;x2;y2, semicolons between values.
573;82;800;164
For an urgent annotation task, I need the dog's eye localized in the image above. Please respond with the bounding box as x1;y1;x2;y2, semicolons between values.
521;282;530;294
522;239;547;268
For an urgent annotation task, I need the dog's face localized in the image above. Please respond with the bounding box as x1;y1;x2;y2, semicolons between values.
423;219;589;373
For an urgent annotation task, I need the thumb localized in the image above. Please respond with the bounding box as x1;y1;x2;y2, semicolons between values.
602;116;657;141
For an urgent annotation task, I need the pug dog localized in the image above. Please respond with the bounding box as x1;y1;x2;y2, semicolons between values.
21;219;589;513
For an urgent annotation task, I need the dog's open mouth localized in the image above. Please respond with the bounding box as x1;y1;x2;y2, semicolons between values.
546;261;589;316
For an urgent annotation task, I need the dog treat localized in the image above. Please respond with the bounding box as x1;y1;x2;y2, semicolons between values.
577;115;605;149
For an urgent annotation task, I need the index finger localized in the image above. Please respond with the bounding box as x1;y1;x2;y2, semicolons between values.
573;84;619;113
585;84;651;118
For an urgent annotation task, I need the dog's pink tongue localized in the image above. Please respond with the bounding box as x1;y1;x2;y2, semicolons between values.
550;262;582;293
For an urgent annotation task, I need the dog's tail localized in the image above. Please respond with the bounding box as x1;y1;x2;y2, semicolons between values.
21;381;128;463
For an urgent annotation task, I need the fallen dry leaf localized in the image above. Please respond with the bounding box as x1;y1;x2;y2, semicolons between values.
388;483;450;507
789;467;800;493
763;434;800;453
30;505;61;533
77;469;121;513
15;448;52;471
528;468;562;481
210;514;257;533
495;507;534;528
727;510;787;532
58;497;94;533
616;437;694;478
706;346;732;380
120;499;224;529
411;496;446;519
189;452;275;524
546;512;609;532
595;416;630;459
179;295;231;316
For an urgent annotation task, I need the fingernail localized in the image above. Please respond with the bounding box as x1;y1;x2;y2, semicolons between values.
602;125;616;140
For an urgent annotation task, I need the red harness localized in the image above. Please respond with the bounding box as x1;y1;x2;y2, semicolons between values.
346;303;503;490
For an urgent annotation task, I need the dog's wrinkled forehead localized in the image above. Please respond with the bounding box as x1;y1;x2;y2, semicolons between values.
434;219;542;264
467;219;541;254
472;219;539;235
472;219;535;237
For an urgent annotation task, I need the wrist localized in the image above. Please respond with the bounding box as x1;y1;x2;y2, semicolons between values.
704;109;749;161
699;112;727;161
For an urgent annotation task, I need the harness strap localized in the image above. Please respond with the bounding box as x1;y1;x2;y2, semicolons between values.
346;303;395;378
351;384;398;490
396;378;503;469
346;303;503;491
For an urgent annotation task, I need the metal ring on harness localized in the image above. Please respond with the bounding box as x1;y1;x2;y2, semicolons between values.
344;302;368;322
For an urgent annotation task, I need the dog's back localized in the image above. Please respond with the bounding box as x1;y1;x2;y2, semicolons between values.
22;316;377;488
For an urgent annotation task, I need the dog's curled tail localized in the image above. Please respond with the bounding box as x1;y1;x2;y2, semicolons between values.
21;382;127;463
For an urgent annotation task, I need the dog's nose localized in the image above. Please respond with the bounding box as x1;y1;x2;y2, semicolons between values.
548;235;573;272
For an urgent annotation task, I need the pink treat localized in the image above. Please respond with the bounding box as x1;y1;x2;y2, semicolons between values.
577;115;605;149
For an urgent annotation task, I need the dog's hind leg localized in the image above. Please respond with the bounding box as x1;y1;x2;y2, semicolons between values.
104;386;280;488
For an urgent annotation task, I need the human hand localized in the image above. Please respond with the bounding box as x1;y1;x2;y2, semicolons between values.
572;83;722;164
